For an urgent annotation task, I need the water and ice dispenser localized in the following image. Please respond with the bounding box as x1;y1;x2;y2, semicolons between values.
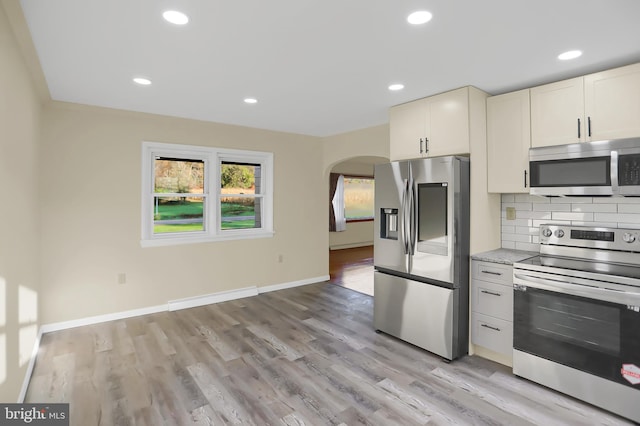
380;208;398;240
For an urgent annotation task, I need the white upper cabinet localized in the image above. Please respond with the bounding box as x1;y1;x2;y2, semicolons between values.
487;89;531;193
426;88;470;158
531;63;640;147
389;98;428;161
585;63;640;141
530;77;584;147
389;87;471;161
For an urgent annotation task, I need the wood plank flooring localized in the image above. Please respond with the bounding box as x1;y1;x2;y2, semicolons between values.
26;281;634;425
329;246;374;296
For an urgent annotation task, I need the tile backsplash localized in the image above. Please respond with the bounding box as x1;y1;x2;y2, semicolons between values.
501;194;640;251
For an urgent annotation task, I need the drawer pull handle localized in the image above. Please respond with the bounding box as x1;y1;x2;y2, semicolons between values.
481;324;501;332
481;270;502;276
481;290;501;297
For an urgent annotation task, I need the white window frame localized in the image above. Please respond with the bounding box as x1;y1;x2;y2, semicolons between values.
141;141;273;247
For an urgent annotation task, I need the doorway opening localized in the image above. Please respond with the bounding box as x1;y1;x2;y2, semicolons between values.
329;246;373;296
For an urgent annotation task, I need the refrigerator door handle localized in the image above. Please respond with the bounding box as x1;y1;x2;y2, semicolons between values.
408;178;417;255
401;179;410;254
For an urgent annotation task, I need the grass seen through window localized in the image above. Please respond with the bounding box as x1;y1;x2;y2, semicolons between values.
153;198;257;233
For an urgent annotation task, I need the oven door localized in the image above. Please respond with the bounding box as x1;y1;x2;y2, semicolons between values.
513;269;640;389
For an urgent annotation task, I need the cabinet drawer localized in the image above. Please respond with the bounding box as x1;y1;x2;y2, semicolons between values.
472;261;512;285
471;279;513;321
471;312;513;356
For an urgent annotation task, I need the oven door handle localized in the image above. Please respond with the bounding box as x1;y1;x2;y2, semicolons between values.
513;272;640;306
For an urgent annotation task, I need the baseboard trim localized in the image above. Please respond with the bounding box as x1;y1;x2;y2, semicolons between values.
259;275;329;293
330;243;373;250
168;275;329;310
40;275;327;331
41;304;167;334
168;286;259;312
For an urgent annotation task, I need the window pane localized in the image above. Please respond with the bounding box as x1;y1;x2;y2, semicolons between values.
344;177;374;220
221;163;260;195
221;197;261;230
153;196;204;233
155;158;204;194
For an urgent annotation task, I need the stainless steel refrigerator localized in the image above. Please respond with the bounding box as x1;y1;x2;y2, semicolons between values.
374;156;470;360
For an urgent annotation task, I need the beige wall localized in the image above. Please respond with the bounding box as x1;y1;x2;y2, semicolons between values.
468;87;501;254
330;161;375;177
322;124;389;175
329;221;374;249
0;2;42;401
39;103;327;324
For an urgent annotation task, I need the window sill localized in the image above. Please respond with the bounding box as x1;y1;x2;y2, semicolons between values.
346;218;374;223
141;230;274;248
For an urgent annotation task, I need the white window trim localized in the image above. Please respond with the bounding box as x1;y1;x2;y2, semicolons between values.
141;141;274;247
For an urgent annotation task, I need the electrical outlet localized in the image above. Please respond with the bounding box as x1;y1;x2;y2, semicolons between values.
117;273;127;284
278;254;283;263
506;207;516;220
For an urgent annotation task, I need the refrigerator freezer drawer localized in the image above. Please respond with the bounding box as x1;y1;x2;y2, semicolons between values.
374;271;462;360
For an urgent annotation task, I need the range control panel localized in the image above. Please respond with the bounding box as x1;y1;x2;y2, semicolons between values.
539;224;640;253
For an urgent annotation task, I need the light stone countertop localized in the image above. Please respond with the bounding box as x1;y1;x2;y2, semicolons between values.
471;248;538;265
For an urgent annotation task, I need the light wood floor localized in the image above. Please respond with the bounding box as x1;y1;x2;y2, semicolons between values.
26;282;633;425
329;246;374;296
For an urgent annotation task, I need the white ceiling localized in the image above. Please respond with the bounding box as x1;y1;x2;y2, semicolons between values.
18;0;640;137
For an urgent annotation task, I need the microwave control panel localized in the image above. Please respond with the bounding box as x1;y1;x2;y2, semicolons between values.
619;153;640;186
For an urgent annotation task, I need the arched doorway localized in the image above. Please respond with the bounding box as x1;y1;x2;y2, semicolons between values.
328;156;387;296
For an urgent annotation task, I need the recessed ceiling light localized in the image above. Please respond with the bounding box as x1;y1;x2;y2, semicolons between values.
407;11;432;25
244;98;258;104
163;10;189;25
133;77;152;86
388;84;405;91
558;50;582;61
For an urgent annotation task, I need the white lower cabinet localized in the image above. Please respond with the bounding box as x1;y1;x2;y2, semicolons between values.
471;313;513;356
470;260;514;359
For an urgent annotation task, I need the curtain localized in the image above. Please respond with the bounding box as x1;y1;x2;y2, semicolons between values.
329;173;346;232
329;173;338;231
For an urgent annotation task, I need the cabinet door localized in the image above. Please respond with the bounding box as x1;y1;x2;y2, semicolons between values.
487;89;531;193
471;312;513;356
389;98;427;161
471;279;514;322
531;77;585;147
425;87;470;157
585;63;640;141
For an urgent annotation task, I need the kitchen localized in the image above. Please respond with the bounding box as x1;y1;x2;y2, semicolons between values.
2;0;640;424
333;46;640;426
369;66;640;422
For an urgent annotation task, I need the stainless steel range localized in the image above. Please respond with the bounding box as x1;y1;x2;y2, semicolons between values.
513;225;640;423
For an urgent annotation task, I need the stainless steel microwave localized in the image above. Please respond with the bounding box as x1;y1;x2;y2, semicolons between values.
529;137;640;196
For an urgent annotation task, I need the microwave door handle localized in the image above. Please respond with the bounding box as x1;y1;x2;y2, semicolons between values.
513;272;640;306
611;150;619;193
